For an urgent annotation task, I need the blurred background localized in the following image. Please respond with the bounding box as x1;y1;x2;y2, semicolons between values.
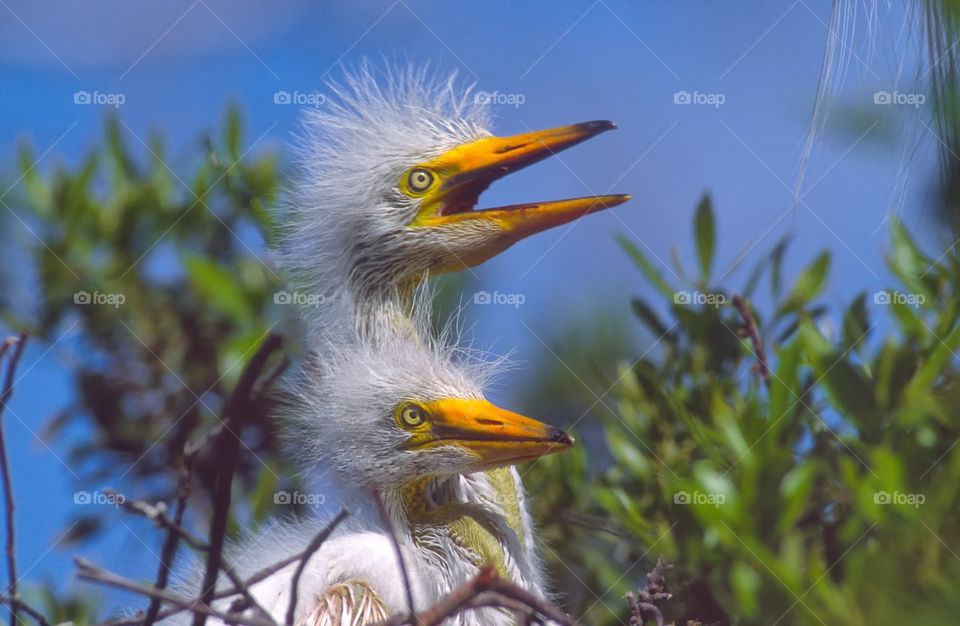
2;1;960;624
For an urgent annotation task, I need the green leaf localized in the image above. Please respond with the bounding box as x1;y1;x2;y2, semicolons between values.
184;255;255;325
905;322;960;401
790;251;831;304
617;234;674;299
630;298;673;340
770;236;792;296
841;292;870;351
694;194;715;279
769;338;803;423
816;354;877;422
888;217;930;291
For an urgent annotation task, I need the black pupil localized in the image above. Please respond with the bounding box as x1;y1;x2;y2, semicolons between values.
412;171;430;189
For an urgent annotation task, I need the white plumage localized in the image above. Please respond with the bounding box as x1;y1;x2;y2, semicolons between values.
167;61;628;626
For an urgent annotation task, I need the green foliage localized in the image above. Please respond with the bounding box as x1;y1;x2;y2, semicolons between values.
4;113;960;626
529;198;960;625
1;109;313;550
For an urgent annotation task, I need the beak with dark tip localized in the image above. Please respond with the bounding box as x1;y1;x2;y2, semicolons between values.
408;398;574;470
410;121;631;265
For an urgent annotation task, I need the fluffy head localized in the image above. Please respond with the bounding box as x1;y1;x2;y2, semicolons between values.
281;296;503;490
276;61;628;334
277;62;492;317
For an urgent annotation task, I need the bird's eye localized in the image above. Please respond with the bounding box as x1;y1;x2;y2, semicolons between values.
399;403;427;428
406;168;435;193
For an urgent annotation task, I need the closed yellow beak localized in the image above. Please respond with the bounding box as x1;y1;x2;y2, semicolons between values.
410;398;574;470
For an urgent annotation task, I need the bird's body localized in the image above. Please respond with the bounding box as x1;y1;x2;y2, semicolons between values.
177;63;629;626
185;302;564;626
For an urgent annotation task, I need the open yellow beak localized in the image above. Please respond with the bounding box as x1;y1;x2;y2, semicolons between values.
412;121;631;249
410;398;574;470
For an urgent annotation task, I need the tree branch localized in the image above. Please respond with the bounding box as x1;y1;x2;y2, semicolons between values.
142;458;192;625
0;332;27;626
732;294;770;384
75;558;274;626
193;333;283;626
373;492;416;624
284;509;350;626
377;567;580;626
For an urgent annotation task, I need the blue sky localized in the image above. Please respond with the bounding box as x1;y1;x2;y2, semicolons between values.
0;0;944;616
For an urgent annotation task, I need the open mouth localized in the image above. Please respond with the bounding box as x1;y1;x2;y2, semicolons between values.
414;120;631;230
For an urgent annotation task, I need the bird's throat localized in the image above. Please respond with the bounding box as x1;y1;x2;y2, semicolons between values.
390;469;525;577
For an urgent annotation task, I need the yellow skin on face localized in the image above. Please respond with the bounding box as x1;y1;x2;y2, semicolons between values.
393;396;563;577
396;122;632;274
395;398;573;471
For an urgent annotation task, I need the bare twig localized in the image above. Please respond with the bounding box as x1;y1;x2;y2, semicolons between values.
0;332;27;626
626;558;673;626
284;509;350;625
374;492;416;624
251;355;290;402
377;567;579;626
194;333;283;626
105;486;277;624
102;510;350;626
142;458;192;625
0;594;50;626
732;294;770;384
75;558;274;626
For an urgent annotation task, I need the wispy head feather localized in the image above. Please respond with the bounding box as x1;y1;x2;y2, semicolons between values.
276;61;492;333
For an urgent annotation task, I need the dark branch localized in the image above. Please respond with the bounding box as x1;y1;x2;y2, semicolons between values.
193;333;283;626
0;594;50;626
142;458;192;625
377;567;580;626
284;508;349;625
374;492;416;624
732;294;770;384
626;558;673;626
0;332;27;626
75;558;274;626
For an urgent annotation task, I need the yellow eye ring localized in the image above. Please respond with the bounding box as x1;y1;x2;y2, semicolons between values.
399;403;427;428
406;168;435;194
